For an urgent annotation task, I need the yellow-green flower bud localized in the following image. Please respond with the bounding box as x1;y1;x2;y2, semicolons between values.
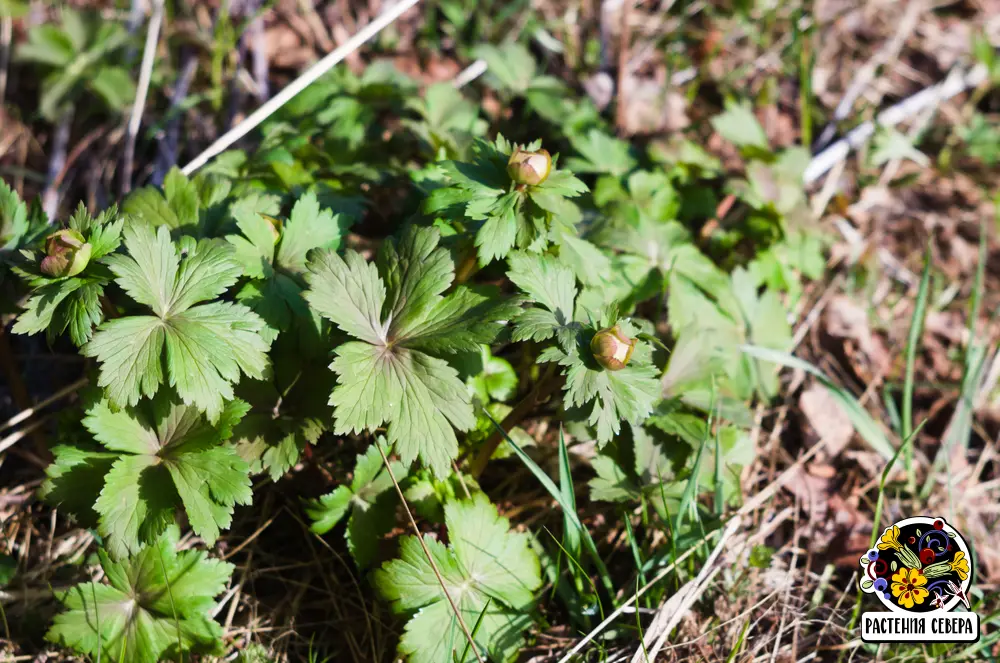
590;325;636;371
507;147;552;186
40;229;91;278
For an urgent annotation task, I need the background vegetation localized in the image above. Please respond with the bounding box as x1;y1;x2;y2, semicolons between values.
1;0;999;661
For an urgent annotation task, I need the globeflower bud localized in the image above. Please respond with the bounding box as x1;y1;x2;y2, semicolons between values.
590;325;637;371
507;148;552;186
40;229;91;278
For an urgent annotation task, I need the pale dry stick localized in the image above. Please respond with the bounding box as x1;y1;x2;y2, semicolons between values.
0;377;88;435
373;442;486;663
878;66;963;185
558;516;740;663
221;513;276;560
121;0;165;195
41;108;73;221
181;0;422;175
810;155;846;219
0;417;51;456
812;0;926;150
804;63;988;185
769;501;802;663
658;588;781;654
633;519;740;662
565;447;829;662
223;549;251;634
0;15;11;108
453;59;488;89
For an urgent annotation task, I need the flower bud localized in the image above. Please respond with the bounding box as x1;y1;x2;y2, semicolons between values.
507;148;552;186
590;325;637;371
40;229;91;278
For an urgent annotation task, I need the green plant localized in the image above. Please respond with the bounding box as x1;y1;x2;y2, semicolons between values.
16;8;135;120
5;37;824;663
374;494;542;663
306;441;408;567
46;525;233;661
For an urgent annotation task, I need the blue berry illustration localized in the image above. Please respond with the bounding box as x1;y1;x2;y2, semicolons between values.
874;578;887;592
867;550;879;561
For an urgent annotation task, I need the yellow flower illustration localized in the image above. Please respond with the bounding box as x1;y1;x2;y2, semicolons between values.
891;567;929;609
878;525;902;551
950;551;969;581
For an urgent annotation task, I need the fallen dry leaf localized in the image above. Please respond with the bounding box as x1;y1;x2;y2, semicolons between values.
825;294;891;376
800;383;854;457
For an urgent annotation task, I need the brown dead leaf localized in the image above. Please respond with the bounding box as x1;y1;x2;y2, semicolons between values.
800;383;854;457
825;295;892;377
925;310;968;346
265;25;314;70
620;76;689;135
784;465;831;523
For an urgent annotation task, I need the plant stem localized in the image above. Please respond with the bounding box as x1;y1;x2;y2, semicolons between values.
454;250;479;284
121;0;165;196
374;442;486;663
468;364;561;478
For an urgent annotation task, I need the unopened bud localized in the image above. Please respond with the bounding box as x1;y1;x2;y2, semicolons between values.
40;229;91;278
590;325;636;371
507;148;552;186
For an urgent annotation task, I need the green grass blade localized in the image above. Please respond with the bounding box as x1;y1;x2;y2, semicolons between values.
740;344;895;459
543;527;605;622
622;512;648;593
902;240;933;491
455;597;491;663
557;429;581;561
919;218;990;499
725;619;751;663
847;419;926;633
481;410;615;599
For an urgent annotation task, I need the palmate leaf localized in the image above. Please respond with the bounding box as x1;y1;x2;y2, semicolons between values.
81;223;271;422
506;251;580;349
589;425;683;519
1;178;33;255
228;191;352;340
304;225;519;476
44;393;252;559
230;342;334;481
306;442;407;567
47;525;233;663
374;494;541;663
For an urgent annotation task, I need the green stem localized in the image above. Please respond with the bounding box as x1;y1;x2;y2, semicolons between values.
468;365;561;478
454;250;479;285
